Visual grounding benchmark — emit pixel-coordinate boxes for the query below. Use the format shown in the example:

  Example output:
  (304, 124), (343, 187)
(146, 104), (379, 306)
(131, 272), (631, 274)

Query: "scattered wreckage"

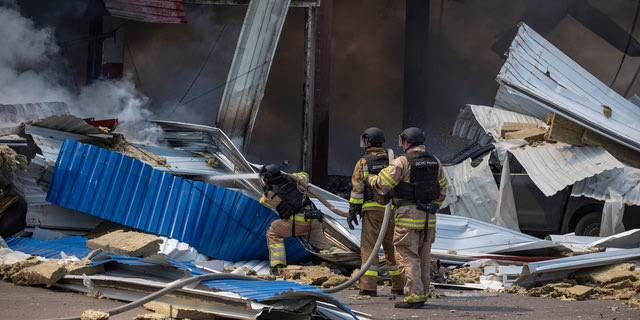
(2, 21), (640, 318)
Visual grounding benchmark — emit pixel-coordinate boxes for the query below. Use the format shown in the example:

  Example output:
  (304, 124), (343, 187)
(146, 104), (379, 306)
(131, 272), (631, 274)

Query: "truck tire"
(574, 212), (601, 236)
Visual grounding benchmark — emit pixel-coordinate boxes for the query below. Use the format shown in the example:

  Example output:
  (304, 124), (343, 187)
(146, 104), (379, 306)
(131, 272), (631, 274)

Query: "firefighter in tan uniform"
(258, 164), (343, 276)
(348, 127), (405, 297)
(365, 127), (446, 309)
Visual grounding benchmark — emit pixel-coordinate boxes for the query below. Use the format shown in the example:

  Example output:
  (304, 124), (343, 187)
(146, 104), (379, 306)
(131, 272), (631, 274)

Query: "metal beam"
(301, 6), (317, 174)
(215, 0), (292, 151)
(184, 0), (319, 7)
(311, 0), (331, 187)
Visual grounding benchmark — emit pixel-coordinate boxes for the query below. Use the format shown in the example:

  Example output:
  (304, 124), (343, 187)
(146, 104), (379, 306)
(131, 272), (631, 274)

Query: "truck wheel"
(574, 212), (601, 236)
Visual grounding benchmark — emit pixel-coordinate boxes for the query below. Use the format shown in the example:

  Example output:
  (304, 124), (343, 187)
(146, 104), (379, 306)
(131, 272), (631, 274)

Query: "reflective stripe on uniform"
(259, 196), (273, 208)
(269, 243), (286, 266)
(379, 168), (398, 187)
(327, 246), (345, 253)
(362, 201), (386, 209)
(404, 295), (426, 303)
(350, 192), (364, 199)
(365, 264), (378, 277)
(428, 218), (436, 227)
(349, 197), (364, 204)
(438, 177), (446, 186)
(395, 217), (426, 228)
(289, 214), (315, 221)
(364, 269), (378, 276)
(389, 265), (400, 276)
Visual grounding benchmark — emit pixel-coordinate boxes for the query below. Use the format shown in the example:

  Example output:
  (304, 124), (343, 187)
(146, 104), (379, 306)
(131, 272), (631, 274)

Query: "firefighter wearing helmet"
(348, 127), (405, 297)
(258, 164), (343, 276)
(365, 127), (447, 309)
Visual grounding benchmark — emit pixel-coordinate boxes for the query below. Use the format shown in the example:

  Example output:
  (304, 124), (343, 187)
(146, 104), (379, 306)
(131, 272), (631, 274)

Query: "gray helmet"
(259, 164), (281, 181)
(398, 127), (425, 147)
(360, 127), (385, 148)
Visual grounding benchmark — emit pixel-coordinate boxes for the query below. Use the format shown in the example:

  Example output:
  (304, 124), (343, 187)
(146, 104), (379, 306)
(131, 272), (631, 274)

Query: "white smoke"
(0, 2), (163, 145)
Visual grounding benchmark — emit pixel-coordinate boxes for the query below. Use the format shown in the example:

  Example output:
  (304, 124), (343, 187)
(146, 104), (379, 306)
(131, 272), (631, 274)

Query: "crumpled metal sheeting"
(441, 154), (498, 224)
(46, 139), (310, 262)
(30, 114), (104, 135)
(432, 213), (553, 254)
(572, 166), (640, 206)
(496, 23), (640, 152)
(0, 102), (69, 135)
(452, 104), (545, 144)
(508, 143), (624, 197)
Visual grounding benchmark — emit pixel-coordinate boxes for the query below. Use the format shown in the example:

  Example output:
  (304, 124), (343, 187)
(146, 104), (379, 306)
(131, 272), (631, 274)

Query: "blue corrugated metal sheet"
(6, 236), (103, 264)
(46, 139), (309, 262)
(7, 236), (351, 313)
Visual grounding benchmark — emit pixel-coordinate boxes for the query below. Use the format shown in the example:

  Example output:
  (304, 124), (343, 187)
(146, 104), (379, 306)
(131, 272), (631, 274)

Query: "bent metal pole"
(322, 148), (394, 294)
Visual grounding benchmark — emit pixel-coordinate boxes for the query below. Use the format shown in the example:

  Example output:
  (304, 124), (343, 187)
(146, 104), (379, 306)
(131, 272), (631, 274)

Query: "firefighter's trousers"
(393, 213), (436, 303)
(266, 215), (333, 267)
(359, 210), (405, 291)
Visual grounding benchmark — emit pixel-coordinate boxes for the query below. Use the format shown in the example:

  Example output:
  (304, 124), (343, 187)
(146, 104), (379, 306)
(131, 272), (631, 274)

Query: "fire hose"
(321, 148), (394, 293)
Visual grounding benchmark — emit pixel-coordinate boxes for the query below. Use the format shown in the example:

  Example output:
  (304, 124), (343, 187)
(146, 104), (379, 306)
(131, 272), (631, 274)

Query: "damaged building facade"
(1, 0), (640, 319)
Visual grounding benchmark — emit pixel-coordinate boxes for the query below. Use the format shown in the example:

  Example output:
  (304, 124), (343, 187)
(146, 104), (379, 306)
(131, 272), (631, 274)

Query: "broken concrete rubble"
(144, 301), (216, 320)
(86, 230), (162, 258)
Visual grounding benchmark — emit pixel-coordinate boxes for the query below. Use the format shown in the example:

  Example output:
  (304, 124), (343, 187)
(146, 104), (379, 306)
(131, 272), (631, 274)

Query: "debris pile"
(279, 265), (350, 288)
(503, 263), (640, 307)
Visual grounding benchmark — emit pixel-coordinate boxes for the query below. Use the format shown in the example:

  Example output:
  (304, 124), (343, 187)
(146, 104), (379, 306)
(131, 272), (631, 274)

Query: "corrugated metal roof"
(216, 0), (292, 150)
(31, 114), (105, 135)
(572, 166), (640, 206)
(0, 102), (68, 135)
(431, 213), (561, 254)
(5, 236), (348, 310)
(508, 143), (624, 197)
(452, 104), (546, 144)
(441, 155), (498, 224)
(104, 0), (187, 24)
(521, 247), (640, 275)
(496, 22), (640, 153)
(45, 139), (310, 262)
(6, 236), (101, 263)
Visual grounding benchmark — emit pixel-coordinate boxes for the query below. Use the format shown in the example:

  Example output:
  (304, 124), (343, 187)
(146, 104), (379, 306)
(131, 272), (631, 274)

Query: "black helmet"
(398, 127), (425, 147)
(360, 127), (385, 147)
(259, 164), (281, 181)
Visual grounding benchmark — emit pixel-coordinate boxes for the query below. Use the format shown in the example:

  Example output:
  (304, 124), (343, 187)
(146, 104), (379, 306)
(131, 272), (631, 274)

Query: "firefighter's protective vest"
(363, 153), (388, 203)
(267, 175), (312, 219)
(393, 152), (440, 205)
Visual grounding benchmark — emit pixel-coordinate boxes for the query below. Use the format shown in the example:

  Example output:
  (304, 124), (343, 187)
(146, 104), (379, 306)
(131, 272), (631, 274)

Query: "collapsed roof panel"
(452, 104), (545, 144)
(441, 154), (498, 224)
(496, 22), (640, 153)
(509, 143), (624, 196)
(572, 166), (640, 206)
(431, 213), (564, 254)
(45, 139), (310, 262)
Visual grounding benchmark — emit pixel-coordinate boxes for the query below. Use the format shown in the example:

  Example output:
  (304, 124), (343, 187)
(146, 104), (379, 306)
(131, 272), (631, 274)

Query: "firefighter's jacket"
(367, 145), (446, 229)
(259, 172), (313, 217)
(349, 147), (391, 213)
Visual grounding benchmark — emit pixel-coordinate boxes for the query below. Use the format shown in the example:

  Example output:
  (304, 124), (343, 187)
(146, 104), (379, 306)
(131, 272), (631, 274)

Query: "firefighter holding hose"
(364, 127), (446, 309)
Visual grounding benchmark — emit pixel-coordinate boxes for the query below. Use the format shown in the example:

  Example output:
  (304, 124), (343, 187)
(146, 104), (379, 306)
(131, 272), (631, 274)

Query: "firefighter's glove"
(347, 203), (362, 230)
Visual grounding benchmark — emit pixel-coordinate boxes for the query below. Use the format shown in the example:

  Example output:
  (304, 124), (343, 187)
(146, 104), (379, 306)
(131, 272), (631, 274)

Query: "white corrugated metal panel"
(216, 0), (292, 150)
(432, 213), (560, 254)
(452, 104), (546, 144)
(572, 166), (640, 205)
(509, 143), (624, 197)
(31, 114), (104, 135)
(441, 154), (498, 224)
(496, 22), (640, 152)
